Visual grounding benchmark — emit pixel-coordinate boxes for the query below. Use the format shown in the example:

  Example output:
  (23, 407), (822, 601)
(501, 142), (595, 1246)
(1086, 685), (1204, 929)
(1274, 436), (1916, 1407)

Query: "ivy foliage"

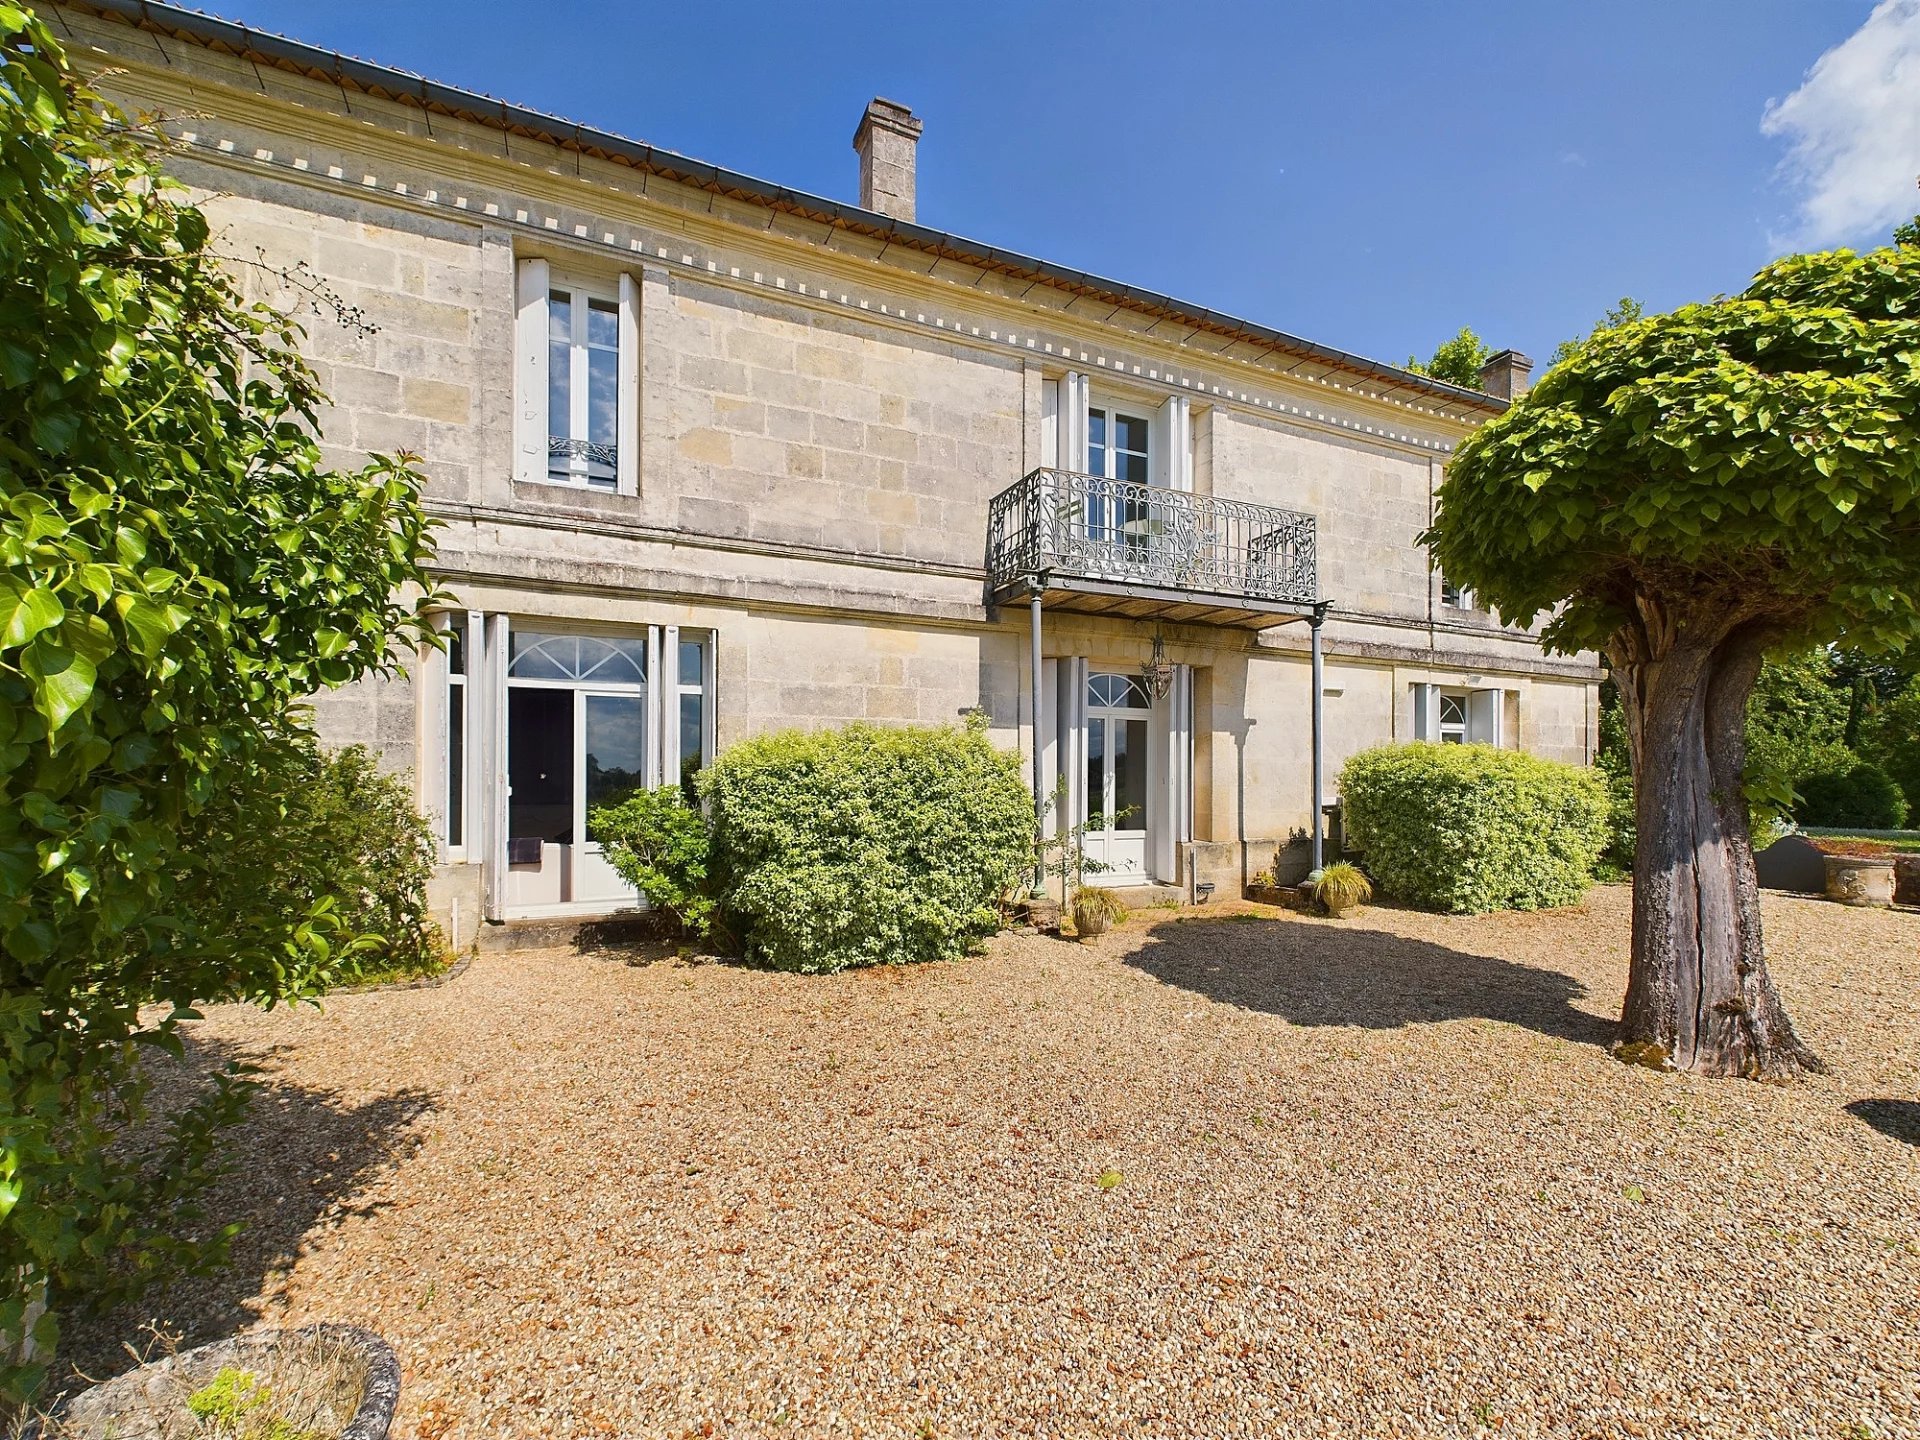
(1426, 239), (1920, 657)
(1340, 744), (1611, 914)
(0, 6), (436, 1399)
(1405, 326), (1492, 390)
(700, 718), (1033, 973)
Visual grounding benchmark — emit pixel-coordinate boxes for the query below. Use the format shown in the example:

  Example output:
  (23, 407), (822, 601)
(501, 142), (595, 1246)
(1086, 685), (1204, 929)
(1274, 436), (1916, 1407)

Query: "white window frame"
(1437, 689), (1469, 744)
(1087, 399), (1156, 485)
(444, 616), (468, 856)
(1440, 575), (1474, 610)
(514, 258), (640, 495)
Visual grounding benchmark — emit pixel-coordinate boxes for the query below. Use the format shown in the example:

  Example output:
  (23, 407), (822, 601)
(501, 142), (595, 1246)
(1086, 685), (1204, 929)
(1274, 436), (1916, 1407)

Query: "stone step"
(478, 912), (659, 954)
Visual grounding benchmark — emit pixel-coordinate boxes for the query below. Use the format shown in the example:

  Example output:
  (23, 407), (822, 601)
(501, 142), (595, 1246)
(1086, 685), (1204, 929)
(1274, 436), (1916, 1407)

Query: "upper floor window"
(1440, 575), (1474, 610)
(515, 257), (638, 494)
(1088, 405), (1152, 487)
(547, 287), (621, 489)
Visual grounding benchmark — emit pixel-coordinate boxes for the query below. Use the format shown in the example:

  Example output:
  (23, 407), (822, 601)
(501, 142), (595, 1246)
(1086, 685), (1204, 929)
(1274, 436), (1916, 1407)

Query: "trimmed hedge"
(700, 718), (1033, 972)
(1340, 743), (1610, 914)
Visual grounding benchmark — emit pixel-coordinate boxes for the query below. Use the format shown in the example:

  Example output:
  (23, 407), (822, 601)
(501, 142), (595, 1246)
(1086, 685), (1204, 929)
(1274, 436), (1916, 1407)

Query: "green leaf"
(0, 581), (63, 648)
(20, 635), (97, 732)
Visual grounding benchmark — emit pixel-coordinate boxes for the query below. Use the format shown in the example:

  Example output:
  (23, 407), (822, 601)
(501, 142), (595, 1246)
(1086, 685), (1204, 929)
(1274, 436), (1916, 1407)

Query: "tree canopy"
(1406, 326), (1492, 390)
(1431, 242), (1920, 663)
(0, 4), (437, 1398)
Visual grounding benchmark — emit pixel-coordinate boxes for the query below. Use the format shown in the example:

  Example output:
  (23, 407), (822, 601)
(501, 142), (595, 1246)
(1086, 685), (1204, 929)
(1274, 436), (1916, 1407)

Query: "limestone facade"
(52, 1), (1603, 928)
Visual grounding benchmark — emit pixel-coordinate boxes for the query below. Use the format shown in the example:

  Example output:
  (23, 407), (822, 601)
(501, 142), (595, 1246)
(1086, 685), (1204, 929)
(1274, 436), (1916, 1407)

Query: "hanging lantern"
(1141, 626), (1175, 701)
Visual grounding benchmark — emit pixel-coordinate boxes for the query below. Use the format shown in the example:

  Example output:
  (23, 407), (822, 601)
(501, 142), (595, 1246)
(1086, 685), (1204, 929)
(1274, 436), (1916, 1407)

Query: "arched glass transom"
(509, 631), (649, 685)
(1087, 672), (1150, 710)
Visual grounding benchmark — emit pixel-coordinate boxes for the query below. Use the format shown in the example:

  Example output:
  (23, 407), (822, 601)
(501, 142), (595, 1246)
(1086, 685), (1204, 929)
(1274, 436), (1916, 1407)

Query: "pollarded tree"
(1425, 233), (1920, 1079)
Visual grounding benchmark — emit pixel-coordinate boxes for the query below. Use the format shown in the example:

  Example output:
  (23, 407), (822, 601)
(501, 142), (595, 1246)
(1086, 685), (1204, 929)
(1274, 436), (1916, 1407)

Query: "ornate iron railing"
(986, 468), (1317, 606)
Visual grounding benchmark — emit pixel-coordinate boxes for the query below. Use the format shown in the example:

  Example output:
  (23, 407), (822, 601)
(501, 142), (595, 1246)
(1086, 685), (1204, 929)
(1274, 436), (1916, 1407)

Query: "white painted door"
(1083, 672), (1151, 884)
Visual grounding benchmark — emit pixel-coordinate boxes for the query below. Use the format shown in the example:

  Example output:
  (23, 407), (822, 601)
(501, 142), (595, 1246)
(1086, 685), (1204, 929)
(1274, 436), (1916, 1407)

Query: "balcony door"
(1082, 672), (1151, 884)
(1084, 404), (1154, 569)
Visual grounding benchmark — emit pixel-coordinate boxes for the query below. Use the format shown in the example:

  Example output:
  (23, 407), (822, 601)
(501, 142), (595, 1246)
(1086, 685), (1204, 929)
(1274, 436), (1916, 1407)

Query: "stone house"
(51, 0), (1601, 941)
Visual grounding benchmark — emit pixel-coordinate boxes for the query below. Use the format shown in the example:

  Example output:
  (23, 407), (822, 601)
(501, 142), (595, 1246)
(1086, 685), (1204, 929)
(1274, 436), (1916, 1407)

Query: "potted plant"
(1071, 884), (1127, 938)
(1307, 861), (1372, 918)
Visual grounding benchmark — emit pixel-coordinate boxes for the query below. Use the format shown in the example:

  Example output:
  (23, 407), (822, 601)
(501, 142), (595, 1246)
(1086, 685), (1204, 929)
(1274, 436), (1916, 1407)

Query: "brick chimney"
(1478, 349), (1534, 401)
(853, 98), (923, 223)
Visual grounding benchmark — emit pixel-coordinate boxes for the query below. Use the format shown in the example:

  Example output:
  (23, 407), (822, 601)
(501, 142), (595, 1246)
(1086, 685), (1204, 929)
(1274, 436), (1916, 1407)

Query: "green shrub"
(1340, 743), (1610, 913)
(188, 741), (444, 982)
(1795, 762), (1909, 830)
(589, 785), (718, 939)
(700, 718), (1032, 972)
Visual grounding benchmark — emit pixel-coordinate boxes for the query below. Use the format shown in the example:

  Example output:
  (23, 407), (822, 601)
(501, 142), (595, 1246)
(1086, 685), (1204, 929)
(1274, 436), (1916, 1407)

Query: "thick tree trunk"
(1611, 616), (1822, 1080)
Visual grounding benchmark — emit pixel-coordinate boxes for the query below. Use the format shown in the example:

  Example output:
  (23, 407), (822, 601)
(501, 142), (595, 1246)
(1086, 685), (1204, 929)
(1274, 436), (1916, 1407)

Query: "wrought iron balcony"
(986, 468), (1318, 626)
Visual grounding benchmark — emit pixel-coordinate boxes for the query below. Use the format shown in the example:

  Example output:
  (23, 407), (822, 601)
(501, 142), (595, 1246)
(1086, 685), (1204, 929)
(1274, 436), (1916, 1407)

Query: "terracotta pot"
(39, 1325), (399, 1440)
(1824, 854), (1895, 908)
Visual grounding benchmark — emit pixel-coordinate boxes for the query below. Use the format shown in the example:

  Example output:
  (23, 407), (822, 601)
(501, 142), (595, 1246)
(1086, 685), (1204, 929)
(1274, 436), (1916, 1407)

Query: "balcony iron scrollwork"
(986, 468), (1317, 608)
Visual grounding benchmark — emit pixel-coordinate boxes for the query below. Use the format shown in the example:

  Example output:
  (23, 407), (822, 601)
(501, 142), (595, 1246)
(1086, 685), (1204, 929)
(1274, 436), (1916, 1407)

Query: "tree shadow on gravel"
(1123, 916), (1617, 1048)
(1846, 1099), (1920, 1146)
(55, 1030), (436, 1391)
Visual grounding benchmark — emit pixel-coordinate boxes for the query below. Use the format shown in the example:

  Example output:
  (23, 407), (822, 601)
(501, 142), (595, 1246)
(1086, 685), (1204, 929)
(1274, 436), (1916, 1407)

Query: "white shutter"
(483, 613), (511, 921)
(1040, 378), (1061, 469)
(424, 614), (451, 859)
(644, 625), (663, 789)
(1038, 657), (1059, 839)
(1468, 689), (1501, 746)
(1061, 371), (1090, 472)
(514, 259), (550, 485)
(1057, 657), (1088, 844)
(660, 623), (681, 791)
(617, 272), (641, 496)
(1157, 396), (1193, 492)
(465, 608), (485, 853)
(1150, 663), (1193, 882)
(1411, 683), (1436, 742)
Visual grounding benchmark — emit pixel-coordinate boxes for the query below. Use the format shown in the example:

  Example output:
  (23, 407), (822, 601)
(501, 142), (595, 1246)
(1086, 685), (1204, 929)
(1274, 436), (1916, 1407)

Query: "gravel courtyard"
(71, 886), (1919, 1439)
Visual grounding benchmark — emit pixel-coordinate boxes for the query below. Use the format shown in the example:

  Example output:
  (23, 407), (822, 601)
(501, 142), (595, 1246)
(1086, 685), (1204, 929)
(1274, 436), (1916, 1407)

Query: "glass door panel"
(506, 687), (575, 907)
(578, 691), (647, 905)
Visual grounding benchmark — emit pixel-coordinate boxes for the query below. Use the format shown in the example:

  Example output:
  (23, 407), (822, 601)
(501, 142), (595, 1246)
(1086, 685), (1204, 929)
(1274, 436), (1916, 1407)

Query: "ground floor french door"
(1052, 657), (1193, 891)
(502, 631), (651, 916)
(1083, 672), (1152, 883)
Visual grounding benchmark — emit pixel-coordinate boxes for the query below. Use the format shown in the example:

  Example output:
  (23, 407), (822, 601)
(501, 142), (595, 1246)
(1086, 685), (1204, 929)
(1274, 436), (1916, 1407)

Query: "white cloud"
(1762, 0), (1920, 247)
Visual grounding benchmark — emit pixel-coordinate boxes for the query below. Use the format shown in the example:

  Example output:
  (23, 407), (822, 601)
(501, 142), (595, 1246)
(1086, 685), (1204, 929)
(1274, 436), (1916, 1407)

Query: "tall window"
(547, 285), (620, 489)
(445, 618), (466, 848)
(1086, 403), (1152, 550)
(677, 637), (709, 797)
(1438, 691), (1468, 744)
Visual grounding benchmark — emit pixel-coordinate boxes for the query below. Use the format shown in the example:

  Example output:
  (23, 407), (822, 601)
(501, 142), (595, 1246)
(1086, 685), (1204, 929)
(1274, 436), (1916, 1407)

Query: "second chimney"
(1478, 349), (1535, 401)
(853, 98), (923, 223)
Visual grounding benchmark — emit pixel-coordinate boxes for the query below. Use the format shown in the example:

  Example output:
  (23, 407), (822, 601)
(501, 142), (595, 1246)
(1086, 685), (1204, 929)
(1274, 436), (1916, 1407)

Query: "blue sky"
(180, 0), (1918, 372)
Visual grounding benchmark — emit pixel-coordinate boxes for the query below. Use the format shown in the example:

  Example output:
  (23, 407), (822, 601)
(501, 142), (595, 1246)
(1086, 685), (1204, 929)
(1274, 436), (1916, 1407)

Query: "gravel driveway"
(69, 886), (1920, 1438)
